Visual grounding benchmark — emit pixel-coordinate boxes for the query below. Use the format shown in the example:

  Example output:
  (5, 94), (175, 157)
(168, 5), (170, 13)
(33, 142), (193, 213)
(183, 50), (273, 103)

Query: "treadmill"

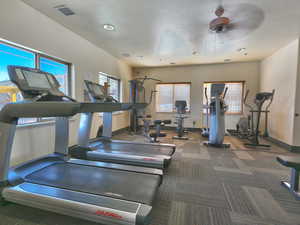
(0, 66), (162, 225)
(69, 80), (176, 169)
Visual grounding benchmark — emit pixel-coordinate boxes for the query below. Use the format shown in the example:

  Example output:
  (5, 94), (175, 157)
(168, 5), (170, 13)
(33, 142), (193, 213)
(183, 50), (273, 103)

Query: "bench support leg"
(281, 168), (300, 200)
(290, 168), (299, 191)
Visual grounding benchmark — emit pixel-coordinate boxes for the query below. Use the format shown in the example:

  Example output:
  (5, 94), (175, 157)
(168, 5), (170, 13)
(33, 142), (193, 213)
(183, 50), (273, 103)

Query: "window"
(0, 40), (71, 125)
(39, 57), (69, 94)
(99, 73), (121, 101)
(203, 81), (244, 114)
(155, 83), (191, 112)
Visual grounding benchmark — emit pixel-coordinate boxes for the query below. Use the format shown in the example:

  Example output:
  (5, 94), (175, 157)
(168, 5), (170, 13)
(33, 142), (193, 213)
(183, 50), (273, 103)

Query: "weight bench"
(150, 120), (171, 142)
(277, 155), (300, 200)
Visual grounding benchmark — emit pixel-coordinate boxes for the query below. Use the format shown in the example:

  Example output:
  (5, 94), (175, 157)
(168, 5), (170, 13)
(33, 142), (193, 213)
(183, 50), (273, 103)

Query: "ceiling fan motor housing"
(209, 17), (230, 33)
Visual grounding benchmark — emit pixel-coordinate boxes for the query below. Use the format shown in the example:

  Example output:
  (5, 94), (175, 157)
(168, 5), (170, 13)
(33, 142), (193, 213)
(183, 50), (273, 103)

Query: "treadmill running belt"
(25, 163), (160, 205)
(93, 142), (173, 155)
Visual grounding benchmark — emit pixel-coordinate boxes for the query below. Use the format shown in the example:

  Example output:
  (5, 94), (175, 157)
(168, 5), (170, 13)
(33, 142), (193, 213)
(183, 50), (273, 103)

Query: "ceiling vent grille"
(54, 5), (75, 16)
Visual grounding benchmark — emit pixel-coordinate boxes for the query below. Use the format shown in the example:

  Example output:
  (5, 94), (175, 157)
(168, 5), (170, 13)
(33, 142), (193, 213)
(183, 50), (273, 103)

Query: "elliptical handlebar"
(204, 87), (208, 103)
(244, 89), (250, 103)
(243, 89), (254, 111)
(223, 87), (228, 99)
(265, 89), (275, 111)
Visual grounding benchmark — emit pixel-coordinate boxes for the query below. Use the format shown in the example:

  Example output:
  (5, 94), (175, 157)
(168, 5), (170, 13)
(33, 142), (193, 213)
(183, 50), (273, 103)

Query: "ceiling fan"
(207, 3), (265, 40)
(209, 6), (230, 33)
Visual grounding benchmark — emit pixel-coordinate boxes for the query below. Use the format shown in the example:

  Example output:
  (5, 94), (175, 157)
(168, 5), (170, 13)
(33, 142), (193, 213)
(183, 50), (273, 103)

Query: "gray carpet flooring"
(1, 131), (300, 225)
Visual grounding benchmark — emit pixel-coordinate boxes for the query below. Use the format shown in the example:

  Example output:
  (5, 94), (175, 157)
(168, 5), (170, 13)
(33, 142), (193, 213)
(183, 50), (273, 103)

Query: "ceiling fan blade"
(226, 3), (265, 30)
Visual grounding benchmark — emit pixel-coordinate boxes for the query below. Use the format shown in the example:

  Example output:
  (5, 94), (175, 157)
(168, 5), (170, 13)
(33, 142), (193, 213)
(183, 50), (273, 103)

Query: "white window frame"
(203, 81), (245, 115)
(155, 82), (191, 113)
(98, 72), (121, 102)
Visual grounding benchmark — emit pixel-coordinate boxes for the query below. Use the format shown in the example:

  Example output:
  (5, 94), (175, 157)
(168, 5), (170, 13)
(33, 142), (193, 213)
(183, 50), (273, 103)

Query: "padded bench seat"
(277, 156), (300, 169)
(277, 155), (300, 200)
(150, 120), (172, 142)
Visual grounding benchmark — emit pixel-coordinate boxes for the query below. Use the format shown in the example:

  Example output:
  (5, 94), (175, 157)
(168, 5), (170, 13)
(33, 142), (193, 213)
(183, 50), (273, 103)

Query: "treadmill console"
(84, 80), (117, 102)
(211, 83), (225, 97)
(7, 66), (71, 101)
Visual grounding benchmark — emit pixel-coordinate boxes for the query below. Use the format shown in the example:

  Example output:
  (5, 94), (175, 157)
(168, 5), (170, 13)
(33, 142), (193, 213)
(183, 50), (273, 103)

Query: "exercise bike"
(173, 100), (189, 140)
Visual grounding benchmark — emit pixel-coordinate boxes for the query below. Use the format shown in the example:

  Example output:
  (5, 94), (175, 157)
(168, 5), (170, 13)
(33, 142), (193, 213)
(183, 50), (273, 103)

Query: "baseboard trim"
(265, 136), (300, 153)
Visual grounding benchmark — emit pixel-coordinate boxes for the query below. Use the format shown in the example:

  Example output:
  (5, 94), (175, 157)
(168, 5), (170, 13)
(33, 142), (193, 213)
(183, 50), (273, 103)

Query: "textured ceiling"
(22, 0), (300, 67)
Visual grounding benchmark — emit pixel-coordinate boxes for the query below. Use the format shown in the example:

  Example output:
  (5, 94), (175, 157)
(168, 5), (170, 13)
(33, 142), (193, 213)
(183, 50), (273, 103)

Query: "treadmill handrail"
(79, 102), (134, 113)
(0, 102), (80, 123)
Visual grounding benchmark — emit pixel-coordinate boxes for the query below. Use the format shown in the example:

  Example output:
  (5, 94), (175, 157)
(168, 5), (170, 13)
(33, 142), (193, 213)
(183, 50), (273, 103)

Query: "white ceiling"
(22, 0), (300, 67)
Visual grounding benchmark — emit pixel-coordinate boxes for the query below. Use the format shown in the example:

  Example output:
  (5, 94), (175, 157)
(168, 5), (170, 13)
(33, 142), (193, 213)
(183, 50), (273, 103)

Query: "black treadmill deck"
(91, 141), (174, 156)
(25, 163), (160, 205)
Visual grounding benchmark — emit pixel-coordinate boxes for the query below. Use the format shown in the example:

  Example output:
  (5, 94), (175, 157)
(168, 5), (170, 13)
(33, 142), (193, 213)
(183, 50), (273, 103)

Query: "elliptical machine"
(201, 87), (209, 137)
(204, 83), (230, 148)
(173, 100), (189, 140)
(244, 90), (275, 148)
(227, 89), (275, 148)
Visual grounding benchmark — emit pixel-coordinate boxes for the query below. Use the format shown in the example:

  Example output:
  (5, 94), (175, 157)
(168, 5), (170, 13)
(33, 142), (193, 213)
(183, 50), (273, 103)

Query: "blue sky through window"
(0, 43), (35, 82)
(0, 43), (36, 124)
(40, 57), (68, 93)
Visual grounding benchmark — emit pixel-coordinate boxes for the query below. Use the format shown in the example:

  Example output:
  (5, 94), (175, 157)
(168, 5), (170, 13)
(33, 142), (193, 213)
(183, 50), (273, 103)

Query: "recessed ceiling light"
(103, 24), (115, 31)
(237, 48), (246, 52)
(121, 53), (130, 57)
(224, 59), (231, 62)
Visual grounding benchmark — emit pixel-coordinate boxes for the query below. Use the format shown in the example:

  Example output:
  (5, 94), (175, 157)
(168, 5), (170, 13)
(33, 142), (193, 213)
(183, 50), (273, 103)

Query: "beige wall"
(0, 0), (132, 165)
(260, 39), (299, 145)
(293, 42), (300, 146)
(133, 61), (260, 129)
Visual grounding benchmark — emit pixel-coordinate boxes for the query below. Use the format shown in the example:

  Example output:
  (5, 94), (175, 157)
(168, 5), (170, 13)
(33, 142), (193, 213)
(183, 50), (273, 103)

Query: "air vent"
(54, 5), (75, 16)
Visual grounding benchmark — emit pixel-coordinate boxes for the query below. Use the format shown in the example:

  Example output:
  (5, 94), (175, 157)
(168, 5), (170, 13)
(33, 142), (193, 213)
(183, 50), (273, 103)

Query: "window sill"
(202, 112), (243, 115)
(156, 111), (192, 114)
(17, 118), (76, 129)
(98, 111), (126, 117)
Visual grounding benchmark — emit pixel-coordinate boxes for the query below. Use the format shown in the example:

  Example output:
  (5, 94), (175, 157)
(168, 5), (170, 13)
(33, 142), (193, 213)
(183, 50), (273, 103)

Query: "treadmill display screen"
(23, 70), (51, 89)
